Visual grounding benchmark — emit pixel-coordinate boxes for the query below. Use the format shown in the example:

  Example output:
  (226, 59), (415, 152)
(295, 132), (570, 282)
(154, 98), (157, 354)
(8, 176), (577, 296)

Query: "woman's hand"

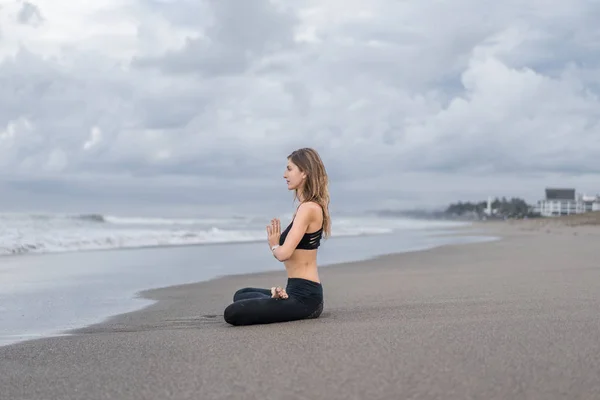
(266, 218), (281, 248)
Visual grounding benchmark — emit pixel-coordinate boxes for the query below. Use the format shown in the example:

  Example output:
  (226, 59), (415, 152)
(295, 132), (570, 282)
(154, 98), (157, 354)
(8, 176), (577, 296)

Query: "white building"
(535, 188), (600, 217)
(484, 196), (493, 216)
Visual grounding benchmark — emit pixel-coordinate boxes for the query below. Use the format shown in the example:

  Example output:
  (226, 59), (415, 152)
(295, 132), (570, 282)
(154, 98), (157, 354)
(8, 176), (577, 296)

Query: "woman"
(223, 148), (331, 326)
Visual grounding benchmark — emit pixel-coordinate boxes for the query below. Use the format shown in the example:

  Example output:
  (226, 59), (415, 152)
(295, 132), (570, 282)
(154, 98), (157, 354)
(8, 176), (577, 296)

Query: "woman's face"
(283, 159), (305, 191)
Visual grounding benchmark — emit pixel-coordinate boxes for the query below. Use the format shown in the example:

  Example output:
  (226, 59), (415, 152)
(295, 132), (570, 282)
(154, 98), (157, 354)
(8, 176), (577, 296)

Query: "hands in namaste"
(267, 218), (287, 299)
(266, 218), (281, 248)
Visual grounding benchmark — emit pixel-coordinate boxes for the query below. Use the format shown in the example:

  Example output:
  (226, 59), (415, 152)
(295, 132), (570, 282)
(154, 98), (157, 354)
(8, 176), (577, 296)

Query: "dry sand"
(2, 218), (600, 400)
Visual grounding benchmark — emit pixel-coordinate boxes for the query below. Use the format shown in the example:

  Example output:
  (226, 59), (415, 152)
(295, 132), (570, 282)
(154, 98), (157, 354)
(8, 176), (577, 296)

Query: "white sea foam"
(0, 212), (468, 256)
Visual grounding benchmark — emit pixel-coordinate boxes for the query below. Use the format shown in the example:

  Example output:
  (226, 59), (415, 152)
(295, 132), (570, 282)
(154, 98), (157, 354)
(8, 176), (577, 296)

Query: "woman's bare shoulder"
(297, 202), (323, 223)
(298, 201), (322, 213)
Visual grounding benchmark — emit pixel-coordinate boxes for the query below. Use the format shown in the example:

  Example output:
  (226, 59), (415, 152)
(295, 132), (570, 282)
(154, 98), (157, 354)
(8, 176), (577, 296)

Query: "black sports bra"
(279, 219), (323, 250)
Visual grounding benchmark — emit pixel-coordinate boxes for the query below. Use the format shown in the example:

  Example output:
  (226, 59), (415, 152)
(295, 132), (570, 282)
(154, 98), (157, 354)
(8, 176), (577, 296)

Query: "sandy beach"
(2, 219), (600, 400)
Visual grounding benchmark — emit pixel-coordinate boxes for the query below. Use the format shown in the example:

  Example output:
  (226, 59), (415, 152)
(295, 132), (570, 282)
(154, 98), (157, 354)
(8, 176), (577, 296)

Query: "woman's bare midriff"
(284, 249), (320, 283)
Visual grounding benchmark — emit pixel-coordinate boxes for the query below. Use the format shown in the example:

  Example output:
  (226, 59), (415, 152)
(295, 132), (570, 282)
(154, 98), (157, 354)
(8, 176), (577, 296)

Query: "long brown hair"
(288, 148), (331, 239)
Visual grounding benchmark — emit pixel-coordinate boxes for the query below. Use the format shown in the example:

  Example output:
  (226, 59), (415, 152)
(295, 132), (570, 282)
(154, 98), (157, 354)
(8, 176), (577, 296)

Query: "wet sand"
(2, 219), (600, 399)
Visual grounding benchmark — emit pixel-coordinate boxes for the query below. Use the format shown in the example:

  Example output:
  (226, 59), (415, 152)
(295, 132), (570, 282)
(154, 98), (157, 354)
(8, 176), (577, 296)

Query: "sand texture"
(2, 219), (600, 400)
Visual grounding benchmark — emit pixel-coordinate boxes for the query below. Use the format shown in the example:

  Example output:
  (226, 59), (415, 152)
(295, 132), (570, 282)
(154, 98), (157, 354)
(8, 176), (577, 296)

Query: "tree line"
(445, 197), (539, 219)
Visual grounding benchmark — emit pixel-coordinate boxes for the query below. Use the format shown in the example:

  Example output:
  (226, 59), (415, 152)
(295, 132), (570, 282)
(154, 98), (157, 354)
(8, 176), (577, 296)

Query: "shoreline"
(56, 218), (589, 338)
(62, 217), (598, 341)
(1, 223), (496, 348)
(68, 223), (501, 337)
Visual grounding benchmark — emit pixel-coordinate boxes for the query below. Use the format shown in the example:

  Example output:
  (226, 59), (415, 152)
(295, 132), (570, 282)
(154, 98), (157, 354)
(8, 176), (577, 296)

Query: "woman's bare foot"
(277, 287), (288, 299)
(271, 286), (288, 299)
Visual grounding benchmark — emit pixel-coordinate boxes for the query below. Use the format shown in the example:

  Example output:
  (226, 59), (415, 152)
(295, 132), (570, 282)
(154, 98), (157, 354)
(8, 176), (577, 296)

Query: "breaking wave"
(0, 212), (467, 256)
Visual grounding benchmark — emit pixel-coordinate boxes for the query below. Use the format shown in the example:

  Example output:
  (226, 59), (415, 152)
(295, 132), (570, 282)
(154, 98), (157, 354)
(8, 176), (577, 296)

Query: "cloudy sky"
(1, 0), (600, 216)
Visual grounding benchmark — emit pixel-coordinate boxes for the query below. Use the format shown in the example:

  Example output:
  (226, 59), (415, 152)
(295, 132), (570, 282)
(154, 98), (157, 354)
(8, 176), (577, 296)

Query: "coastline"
(0, 222), (491, 348)
(69, 224), (499, 337)
(3, 219), (600, 399)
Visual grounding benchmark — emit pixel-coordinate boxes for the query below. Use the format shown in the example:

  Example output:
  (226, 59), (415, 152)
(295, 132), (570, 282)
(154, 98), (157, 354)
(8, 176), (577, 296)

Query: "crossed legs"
(224, 286), (317, 326)
(232, 287), (272, 302)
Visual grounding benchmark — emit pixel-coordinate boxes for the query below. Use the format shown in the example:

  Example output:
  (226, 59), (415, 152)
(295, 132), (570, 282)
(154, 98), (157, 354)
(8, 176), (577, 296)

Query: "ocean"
(0, 212), (496, 346)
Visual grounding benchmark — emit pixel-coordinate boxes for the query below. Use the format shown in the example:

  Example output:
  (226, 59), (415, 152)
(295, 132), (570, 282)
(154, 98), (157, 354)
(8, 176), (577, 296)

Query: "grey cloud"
(17, 2), (43, 27)
(139, 0), (212, 28)
(0, 48), (137, 175)
(134, 89), (210, 130)
(133, 0), (298, 76)
(0, 173), (297, 217)
(3, 0), (600, 215)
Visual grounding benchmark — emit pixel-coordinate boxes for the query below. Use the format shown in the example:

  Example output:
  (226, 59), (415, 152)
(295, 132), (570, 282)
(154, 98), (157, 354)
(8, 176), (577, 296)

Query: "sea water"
(0, 212), (495, 346)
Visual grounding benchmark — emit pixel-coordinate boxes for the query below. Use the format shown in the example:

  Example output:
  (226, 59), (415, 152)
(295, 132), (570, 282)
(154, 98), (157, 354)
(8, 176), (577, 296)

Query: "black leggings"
(224, 278), (324, 326)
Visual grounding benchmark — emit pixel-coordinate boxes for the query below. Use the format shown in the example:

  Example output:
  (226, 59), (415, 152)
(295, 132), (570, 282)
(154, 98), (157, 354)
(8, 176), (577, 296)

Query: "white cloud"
(1, 0), (600, 214)
(82, 126), (102, 150)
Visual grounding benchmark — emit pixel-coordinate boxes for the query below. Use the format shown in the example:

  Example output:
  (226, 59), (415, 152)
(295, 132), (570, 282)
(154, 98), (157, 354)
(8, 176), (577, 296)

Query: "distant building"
(581, 194), (600, 212)
(534, 188), (600, 216)
(484, 196), (492, 216)
(545, 188), (575, 201)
